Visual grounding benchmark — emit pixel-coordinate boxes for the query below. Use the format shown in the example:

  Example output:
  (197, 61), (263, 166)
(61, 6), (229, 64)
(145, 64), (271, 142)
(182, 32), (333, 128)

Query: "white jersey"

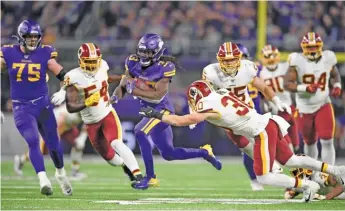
(202, 60), (258, 107)
(260, 62), (292, 107)
(288, 50), (337, 113)
(195, 89), (271, 138)
(53, 104), (81, 132)
(65, 59), (112, 124)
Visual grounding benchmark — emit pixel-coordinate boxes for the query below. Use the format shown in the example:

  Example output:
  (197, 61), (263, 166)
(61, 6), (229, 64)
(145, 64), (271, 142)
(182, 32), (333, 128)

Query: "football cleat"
(200, 144), (222, 170)
(131, 174), (150, 190)
(55, 170), (73, 196)
(250, 180), (264, 191)
(70, 169), (87, 181)
(302, 180), (320, 202)
(122, 165), (136, 182)
(40, 177), (53, 196)
(14, 155), (24, 176)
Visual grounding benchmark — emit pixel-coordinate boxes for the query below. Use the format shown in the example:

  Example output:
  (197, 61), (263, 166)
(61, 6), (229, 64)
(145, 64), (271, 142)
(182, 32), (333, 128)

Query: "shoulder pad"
(287, 52), (300, 67)
(42, 45), (58, 59)
(1, 45), (15, 57)
(323, 50), (337, 66)
(63, 69), (79, 86)
(161, 61), (176, 78)
(100, 59), (109, 72)
(125, 54), (139, 71)
(202, 64), (217, 81)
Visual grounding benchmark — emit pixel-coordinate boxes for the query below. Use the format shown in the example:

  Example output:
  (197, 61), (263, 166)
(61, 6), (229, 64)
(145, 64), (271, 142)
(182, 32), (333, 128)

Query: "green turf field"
(1, 159), (345, 210)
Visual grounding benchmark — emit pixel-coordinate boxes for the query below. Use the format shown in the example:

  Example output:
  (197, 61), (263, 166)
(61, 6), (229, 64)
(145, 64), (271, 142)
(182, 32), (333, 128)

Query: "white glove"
(272, 96), (291, 114)
(1, 111), (4, 124)
(313, 193), (326, 200)
(51, 89), (66, 106)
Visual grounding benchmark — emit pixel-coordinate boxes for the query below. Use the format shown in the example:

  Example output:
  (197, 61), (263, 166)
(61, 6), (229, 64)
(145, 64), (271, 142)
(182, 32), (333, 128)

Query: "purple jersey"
(1, 44), (57, 101)
(125, 54), (175, 113)
(247, 63), (262, 114)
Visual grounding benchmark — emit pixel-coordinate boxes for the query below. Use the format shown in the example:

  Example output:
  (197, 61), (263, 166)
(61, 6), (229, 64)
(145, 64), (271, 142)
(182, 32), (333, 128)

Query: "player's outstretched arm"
(66, 86), (87, 113)
(111, 75), (128, 102)
(252, 76), (275, 100)
(326, 184), (344, 200)
(139, 107), (218, 127)
(108, 74), (124, 83)
(132, 78), (169, 100)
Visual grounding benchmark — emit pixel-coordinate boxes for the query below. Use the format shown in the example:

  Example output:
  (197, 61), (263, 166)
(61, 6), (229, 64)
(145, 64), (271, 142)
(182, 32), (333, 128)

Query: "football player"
(259, 45), (299, 151)
(139, 80), (345, 202)
(285, 167), (345, 200)
(14, 103), (88, 180)
(0, 20), (72, 196)
(51, 43), (145, 189)
(284, 32), (342, 165)
(112, 33), (222, 189)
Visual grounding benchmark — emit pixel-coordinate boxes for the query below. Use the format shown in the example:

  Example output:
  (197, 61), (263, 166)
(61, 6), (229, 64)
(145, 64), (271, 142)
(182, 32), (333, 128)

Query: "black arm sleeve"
(56, 69), (67, 81)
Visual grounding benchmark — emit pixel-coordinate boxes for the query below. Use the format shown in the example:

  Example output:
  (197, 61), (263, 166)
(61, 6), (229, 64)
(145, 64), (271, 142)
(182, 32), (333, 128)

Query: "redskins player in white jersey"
(285, 167), (345, 200)
(51, 43), (146, 189)
(259, 45), (299, 151)
(284, 32), (342, 165)
(202, 42), (290, 165)
(139, 80), (345, 202)
(14, 103), (88, 180)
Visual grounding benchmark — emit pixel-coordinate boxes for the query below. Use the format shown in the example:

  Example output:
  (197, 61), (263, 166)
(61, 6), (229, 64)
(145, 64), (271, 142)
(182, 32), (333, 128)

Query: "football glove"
(51, 89), (66, 105)
(126, 79), (136, 94)
(139, 107), (163, 120)
(330, 85), (342, 97)
(85, 92), (100, 107)
(272, 96), (291, 114)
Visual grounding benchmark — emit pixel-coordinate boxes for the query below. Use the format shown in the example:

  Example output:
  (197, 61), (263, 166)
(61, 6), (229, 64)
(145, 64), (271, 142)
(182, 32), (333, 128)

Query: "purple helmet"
(236, 43), (250, 59)
(17, 20), (42, 51)
(136, 33), (166, 67)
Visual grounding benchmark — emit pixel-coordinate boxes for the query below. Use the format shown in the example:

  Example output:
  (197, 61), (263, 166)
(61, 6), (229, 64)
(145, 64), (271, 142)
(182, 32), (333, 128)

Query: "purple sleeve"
(161, 62), (176, 79)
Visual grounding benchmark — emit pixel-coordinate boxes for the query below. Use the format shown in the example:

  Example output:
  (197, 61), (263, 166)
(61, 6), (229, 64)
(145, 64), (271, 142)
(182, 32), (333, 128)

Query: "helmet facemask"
(262, 53), (280, 70)
(137, 47), (154, 67)
(79, 55), (102, 76)
(301, 43), (323, 61)
(23, 34), (41, 51)
(217, 55), (242, 77)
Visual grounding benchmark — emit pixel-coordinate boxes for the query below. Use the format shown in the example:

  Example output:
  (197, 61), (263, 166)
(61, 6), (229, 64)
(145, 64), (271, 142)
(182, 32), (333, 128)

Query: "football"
(135, 78), (155, 91)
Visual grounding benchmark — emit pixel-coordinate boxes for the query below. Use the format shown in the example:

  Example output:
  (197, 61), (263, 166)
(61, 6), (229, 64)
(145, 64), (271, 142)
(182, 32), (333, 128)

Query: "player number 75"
(12, 63), (40, 82)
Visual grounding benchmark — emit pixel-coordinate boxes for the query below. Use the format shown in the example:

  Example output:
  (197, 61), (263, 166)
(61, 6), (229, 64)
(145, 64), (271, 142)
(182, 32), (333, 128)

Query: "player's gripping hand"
(330, 83), (342, 97)
(85, 92), (101, 107)
(306, 84), (319, 93)
(272, 96), (291, 114)
(51, 89), (67, 105)
(139, 107), (163, 120)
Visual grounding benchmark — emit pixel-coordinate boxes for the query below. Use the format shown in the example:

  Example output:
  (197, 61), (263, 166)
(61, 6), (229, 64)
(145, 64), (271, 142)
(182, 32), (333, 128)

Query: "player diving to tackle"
(284, 32), (342, 165)
(112, 33), (222, 189)
(14, 103), (88, 180)
(285, 167), (345, 200)
(0, 20), (72, 196)
(51, 43), (146, 188)
(139, 80), (345, 202)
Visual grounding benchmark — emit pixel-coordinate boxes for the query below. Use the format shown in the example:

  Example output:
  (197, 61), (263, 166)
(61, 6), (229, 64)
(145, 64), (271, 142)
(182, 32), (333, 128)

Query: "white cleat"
(40, 178), (53, 196)
(250, 180), (264, 191)
(302, 180), (320, 203)
(55, 171), (73, 196)
(14, 155), (24, 176)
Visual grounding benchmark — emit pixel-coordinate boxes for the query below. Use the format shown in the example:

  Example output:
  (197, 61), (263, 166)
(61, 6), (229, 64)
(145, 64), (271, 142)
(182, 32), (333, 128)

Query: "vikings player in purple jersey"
(0, 20), (72, 196)
(113, 33), (222, 189)
(237, 43), (265, 191)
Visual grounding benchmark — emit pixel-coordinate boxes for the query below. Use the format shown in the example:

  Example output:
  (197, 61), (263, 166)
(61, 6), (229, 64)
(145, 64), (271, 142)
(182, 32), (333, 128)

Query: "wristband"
(297, 84), (307, 93)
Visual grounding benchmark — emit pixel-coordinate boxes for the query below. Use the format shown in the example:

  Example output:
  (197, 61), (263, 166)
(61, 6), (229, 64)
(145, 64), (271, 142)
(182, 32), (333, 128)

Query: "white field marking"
(93, 198), (311, 205)
(0, 184), (281, 192)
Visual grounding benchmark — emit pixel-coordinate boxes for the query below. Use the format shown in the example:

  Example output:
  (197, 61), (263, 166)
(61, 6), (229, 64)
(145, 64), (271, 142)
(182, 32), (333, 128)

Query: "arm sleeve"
(162, 62), (176, 80)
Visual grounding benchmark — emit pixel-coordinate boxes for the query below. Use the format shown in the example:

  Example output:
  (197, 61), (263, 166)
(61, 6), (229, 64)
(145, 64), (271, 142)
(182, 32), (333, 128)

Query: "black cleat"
(122, 165), (136, 181)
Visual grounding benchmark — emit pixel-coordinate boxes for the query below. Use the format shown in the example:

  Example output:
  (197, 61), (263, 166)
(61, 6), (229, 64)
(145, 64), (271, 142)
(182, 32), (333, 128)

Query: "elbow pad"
(56, 69), (67, 81)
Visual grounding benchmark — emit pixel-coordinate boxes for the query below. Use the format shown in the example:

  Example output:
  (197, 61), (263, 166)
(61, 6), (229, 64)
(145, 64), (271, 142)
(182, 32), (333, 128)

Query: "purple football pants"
(12, 95), (64, 174)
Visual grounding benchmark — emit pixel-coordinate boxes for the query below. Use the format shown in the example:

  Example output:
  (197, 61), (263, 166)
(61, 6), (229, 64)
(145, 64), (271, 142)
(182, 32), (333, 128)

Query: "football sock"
(49, 148), (64, 169)
(107, 153), (124, 166)
(135, 130), (155, 177)
(70, 147), (83, 170)
(111, 140), (141, 174)
(29, 144), (46, 173)
(243, 153), (256, 180)
(160, 147), (208, 160)
(256, 173), (296, 188)
(304, 142), (318, 159)
(320, 139), (335, 164)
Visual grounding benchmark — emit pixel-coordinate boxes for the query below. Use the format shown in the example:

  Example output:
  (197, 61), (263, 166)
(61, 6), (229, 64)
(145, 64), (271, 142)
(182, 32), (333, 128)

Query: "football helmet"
(17, 20), (42, 51)
(216, 42), (242, 77)
(187, 80), (214, 111)
(290, 168), (313, 179)
(236, 43), (250, 59)
(78, 43), (102, 75)
(260, 45), (280, 70)
(300, 32), (323, 61)
(137, 33), (165, 67)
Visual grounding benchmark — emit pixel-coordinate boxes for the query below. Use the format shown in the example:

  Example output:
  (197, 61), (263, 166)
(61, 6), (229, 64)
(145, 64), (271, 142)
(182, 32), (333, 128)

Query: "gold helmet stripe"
(308, 32), (315, 44)
(87, 43), (96, 56)
(226, 42), (231, 55)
